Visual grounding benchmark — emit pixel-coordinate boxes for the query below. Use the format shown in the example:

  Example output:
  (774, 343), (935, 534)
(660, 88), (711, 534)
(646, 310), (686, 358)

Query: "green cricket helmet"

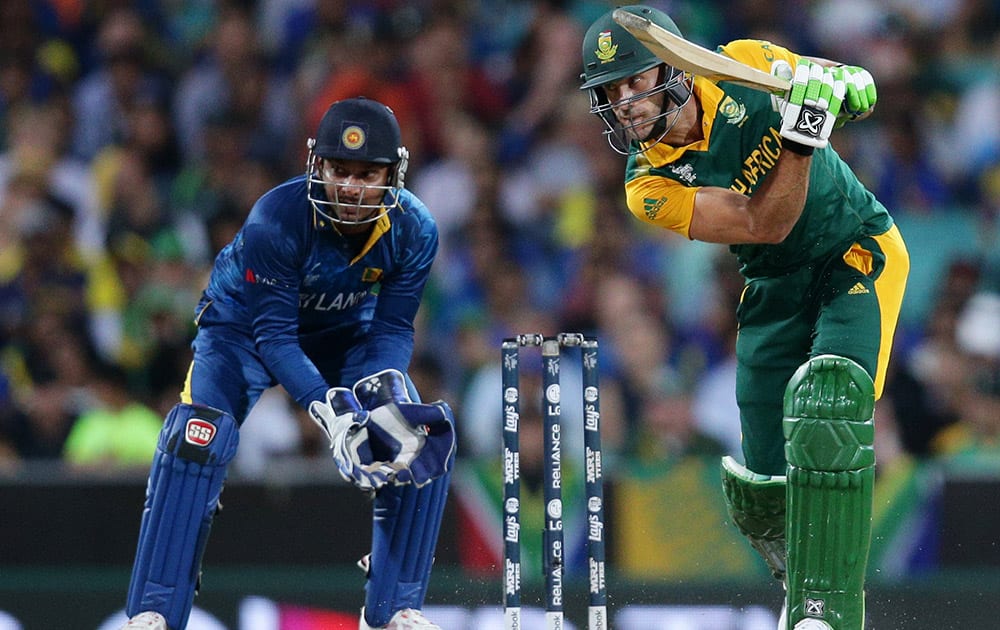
(580, 5), (691, 154)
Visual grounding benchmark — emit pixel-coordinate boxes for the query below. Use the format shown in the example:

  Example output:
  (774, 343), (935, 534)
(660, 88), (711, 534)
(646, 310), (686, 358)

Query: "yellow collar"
(638, 76), (725, 167)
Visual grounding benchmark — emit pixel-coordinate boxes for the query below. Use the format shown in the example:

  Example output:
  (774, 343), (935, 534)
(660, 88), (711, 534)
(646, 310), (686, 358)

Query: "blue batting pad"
(126, 403), (239, 630)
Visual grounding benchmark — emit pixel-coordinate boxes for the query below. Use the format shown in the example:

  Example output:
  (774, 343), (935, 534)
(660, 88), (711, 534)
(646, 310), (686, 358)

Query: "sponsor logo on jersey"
(848, 282), (870, 295)
(185, 418), (217, 446)
(669, 163), (697, 184)
(642, 196), (668, 220)
(244, 268), (280, 286)
(595, 31), (618, 62)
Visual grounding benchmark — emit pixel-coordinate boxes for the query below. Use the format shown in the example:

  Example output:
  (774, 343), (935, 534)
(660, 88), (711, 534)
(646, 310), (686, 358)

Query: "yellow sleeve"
(624, 175), (699, 239)
(716, 39), (800, 75)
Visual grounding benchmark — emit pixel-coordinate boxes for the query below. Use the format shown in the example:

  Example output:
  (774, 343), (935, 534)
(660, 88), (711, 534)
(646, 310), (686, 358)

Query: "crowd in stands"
(0, 0), (997, 478)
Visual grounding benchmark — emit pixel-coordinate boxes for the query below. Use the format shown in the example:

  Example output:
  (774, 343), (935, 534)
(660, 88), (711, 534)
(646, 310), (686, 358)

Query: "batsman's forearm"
(745, 150), (811, 243)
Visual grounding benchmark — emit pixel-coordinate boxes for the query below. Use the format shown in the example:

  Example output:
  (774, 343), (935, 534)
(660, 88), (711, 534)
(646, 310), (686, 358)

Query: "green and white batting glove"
(779, 58), (845, 154)
(769, 59), (794, 114)
(831, 64), (876, 126)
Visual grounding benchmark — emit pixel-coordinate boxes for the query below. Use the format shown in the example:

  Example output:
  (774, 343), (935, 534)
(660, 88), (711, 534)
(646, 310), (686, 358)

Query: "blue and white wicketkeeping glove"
(309, 369), (457, 491)
(309, 387), (395, 491)
(354, 369), (456, 487)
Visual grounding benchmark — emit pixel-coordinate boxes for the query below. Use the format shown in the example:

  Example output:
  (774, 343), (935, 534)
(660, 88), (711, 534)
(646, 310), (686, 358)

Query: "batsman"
(580, 6), (909, 629)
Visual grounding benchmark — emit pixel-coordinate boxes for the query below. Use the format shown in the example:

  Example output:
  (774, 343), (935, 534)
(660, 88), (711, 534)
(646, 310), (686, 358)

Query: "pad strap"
(126, 403), (239, 630)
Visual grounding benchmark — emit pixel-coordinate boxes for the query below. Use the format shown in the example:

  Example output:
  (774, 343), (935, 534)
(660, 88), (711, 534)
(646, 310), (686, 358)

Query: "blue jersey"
(193, 175), (438, 409)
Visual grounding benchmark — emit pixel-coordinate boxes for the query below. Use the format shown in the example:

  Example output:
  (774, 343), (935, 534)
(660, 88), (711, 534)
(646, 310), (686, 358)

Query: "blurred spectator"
(0, 99), (103, 258)
(169, 112), (257, 259)
(0, 181), (94, 344)
(173, 4), (298, 165)
(70, 5), (171, 161)
(0, 0), (73, 140)
(300, 6), (420, 160)
(118, 235), (200, 408)
(233, 386), (306, 478)
(870, 108), (952, 212)
(91, 83), (182, 224)
(632, 381), (727, 465)
(931, 289), (1000, 458)
(402, 15), (509, 162)
(886, 260), (982, 455)
(62, 360), (162, 469)
(408, 111), (494, 254)
(496, 0), (584, 164)
(0, 312), (98, 461)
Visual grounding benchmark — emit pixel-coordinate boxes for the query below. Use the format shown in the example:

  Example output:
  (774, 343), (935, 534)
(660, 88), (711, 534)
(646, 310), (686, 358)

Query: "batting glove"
(831, 64), (876, 125)
(779, 58), (846, 152)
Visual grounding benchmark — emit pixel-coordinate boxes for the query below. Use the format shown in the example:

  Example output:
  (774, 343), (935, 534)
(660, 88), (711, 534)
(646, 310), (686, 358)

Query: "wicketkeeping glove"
(779, 58), (846, 151)
(830, 64), (876, 125)
(354, 369), (457, 488)
(365, 399), (456, 487)
(309, 387), (395, 492)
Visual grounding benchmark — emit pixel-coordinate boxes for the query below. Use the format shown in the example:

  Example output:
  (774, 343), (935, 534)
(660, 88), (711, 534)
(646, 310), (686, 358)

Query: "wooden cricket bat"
(612, 9), (790, 93)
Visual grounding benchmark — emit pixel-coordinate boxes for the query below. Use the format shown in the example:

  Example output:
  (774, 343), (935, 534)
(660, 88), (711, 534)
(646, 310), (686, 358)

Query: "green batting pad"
(720, 456), (787, 580)
(782, 355), (875, 630)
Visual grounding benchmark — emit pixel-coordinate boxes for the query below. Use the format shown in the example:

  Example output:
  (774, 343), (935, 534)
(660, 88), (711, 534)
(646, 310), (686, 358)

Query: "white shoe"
(359, 607), (442, 629)
(120, 611), (168, 630)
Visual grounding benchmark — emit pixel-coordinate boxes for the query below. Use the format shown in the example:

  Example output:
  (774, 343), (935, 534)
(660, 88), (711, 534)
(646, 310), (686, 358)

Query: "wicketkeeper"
(120, 97), (456, 630)
(580, 6), (909, 629)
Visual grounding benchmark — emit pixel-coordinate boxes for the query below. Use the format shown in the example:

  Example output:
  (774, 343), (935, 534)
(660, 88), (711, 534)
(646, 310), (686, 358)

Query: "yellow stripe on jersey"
(715, 39), (799, 76)
(180, 360), (195, 405)
(869, 224), (909, 399)
(625, 172), (699, 238)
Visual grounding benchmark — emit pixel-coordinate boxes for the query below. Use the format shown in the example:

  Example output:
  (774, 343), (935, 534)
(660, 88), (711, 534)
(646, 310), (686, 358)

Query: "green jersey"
(623, 40), (893, 278)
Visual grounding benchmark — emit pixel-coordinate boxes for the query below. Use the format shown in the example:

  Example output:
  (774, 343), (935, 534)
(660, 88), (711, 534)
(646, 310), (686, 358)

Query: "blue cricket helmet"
(313, 97), (404, 164)
(306, 97), (410, 226)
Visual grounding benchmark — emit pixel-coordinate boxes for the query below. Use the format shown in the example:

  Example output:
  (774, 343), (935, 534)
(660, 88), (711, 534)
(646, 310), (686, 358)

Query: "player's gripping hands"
(777, 58), (846, 154)
(310, 386), (396, 491)
(309, 369), (456, 492)
(831, 64), (876, 124)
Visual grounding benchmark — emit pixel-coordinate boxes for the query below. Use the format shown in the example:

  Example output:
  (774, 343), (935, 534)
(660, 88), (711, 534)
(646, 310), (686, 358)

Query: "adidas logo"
(643, 197), (667, 220)
(848, 282), (869, 295)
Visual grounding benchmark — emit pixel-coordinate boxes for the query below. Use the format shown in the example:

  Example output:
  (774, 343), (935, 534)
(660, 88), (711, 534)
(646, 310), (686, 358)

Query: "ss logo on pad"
(186, 419), (217, 446)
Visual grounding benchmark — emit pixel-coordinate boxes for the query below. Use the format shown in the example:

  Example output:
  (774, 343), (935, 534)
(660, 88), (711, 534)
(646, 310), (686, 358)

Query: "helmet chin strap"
(640, 65), (691, 144)
(593, 64), (692, 155)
